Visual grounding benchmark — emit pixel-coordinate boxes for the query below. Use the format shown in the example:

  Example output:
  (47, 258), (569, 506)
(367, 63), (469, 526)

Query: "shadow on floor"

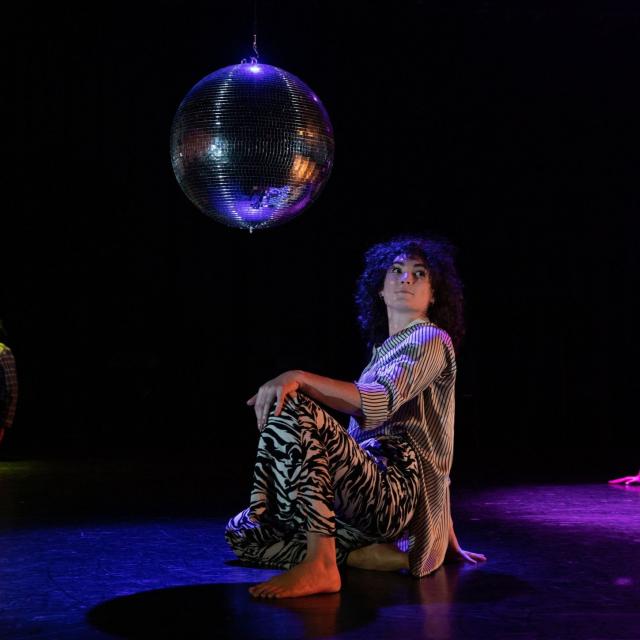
(86, 566), (531, 639)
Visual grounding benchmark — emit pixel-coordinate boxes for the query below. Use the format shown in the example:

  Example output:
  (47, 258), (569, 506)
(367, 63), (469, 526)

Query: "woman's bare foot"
(346, 543), (409, 571)
(249, 559), (341, 599)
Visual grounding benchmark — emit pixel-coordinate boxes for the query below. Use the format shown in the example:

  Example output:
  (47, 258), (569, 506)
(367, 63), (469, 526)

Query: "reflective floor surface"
(0, 460), (638, 639)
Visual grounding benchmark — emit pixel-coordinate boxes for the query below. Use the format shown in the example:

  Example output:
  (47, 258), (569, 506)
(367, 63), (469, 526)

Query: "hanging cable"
(252, 0), (259, 61)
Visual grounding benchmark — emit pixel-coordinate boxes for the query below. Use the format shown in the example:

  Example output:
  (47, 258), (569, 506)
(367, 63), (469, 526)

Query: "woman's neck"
(387, 312), (428, 337)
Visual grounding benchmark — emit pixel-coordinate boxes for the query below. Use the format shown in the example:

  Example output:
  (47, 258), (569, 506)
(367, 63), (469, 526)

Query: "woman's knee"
(259, 401), (305, 444)
(265, 392), (312, 425)
(281, 391), (303, 411)
(282, 391), (318, 413)
(260, 392), (330, 443)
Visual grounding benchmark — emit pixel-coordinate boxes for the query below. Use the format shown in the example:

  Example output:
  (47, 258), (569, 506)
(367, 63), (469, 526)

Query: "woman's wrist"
(448, 521), (457, 545)
(295, 370), (309, 393)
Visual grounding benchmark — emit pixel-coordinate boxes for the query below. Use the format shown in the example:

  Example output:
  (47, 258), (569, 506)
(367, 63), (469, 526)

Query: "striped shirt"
(348, 318), (456, 577)
(0, 343), (18, 443)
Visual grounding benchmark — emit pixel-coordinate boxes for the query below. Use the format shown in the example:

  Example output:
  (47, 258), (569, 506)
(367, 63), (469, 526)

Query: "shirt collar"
(373, 318), (431, 353)
(404, 317), (431, 330)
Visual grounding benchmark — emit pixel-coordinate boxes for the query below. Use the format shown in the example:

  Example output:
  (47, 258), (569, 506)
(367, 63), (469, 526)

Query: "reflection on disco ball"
(170, 62), (335, 232)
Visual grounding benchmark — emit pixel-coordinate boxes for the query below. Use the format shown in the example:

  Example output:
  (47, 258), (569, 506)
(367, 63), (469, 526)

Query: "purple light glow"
(473, 485), (640, 533)
(614, 577), (634, 586)
(249, 65), (261, 73)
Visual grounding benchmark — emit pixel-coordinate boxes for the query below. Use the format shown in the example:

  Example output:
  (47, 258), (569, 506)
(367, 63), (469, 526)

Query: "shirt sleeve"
(355, 326), (450, 429)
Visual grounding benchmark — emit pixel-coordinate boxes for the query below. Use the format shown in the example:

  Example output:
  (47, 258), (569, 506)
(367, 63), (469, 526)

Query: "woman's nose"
(400, 272), (413, 284)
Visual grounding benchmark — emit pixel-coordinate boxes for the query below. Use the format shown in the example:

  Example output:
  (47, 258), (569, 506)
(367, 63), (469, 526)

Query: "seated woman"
(225, 235), (485, 599)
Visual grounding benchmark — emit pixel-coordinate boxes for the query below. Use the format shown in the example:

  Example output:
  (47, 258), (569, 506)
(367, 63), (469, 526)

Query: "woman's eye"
(391, 267), (402, 273)
(415, 271), (426, 278)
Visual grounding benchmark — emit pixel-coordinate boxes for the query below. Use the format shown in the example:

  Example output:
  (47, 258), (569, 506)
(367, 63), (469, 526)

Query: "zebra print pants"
(225, 393), (419, 569)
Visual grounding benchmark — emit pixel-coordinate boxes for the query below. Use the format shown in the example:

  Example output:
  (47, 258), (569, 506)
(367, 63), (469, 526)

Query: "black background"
(3, 1), (639, 482)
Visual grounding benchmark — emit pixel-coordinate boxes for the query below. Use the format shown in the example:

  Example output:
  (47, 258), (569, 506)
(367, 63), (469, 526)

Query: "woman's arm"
(298, 370), (362, 415)
(247, 370), (362, 430)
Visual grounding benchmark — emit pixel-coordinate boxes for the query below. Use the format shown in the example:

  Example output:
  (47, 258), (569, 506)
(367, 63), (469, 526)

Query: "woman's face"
(379, 254), (434, 316)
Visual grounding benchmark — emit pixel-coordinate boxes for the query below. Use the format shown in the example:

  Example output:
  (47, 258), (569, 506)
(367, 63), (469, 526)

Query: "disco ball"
(170, 62), (335, 232)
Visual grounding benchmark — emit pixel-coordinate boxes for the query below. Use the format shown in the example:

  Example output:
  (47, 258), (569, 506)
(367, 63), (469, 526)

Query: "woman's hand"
(247, 370), (303, 430)
(445, 544), (487, 565)
(446, 521), (487, 565)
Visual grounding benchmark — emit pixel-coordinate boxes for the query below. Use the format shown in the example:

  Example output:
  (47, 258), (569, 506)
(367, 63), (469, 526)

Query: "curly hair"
(355, 235), (465, 353)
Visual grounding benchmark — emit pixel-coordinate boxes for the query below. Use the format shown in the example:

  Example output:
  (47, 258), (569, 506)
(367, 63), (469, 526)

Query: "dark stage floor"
(0, 460), (639, 639)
